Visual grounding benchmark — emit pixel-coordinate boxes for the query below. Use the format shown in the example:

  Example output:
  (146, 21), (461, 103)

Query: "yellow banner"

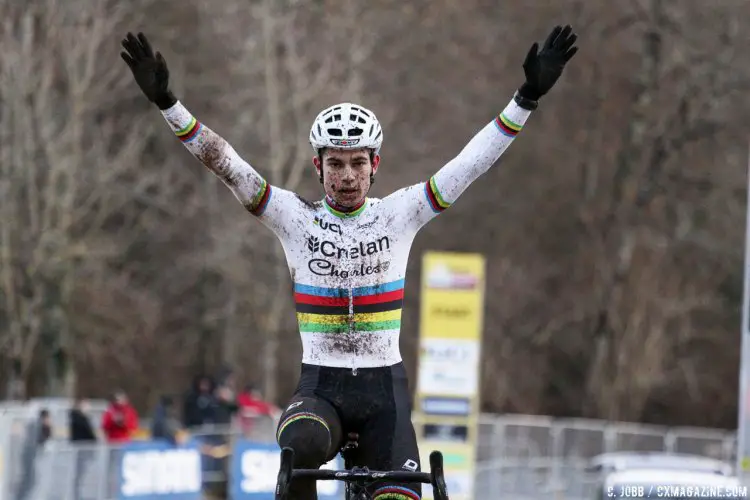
(414, 251), (485, 500)
(419, 252), (485, 340)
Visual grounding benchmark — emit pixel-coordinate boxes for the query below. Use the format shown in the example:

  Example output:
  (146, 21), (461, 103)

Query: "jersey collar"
(323, 196), (368, 219)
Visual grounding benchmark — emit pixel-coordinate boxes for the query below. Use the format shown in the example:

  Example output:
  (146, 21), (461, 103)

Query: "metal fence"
(0, 406), (738, 500)
(0, 398), (111, 500)
(473, 414), (737, 500)
(0, 400), (278, 500)
(188, 419), (278, 498)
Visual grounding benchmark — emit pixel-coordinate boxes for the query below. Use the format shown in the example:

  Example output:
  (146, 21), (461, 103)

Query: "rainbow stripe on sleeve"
(249, 179), (272, 216)
(494, 112), (523, 137)
(425, 176), (451, 213)
(294, 279), (404, 334)
(175, 116), (203, 143)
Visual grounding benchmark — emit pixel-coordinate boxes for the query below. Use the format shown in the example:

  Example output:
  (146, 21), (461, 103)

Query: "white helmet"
(309, 102), (383, 156)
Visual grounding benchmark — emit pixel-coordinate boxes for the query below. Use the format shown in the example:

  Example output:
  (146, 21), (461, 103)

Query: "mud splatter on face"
(321, 149), (373, 208)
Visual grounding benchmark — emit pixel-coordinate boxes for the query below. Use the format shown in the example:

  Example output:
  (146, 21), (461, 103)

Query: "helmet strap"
(317, 152), (324, 184)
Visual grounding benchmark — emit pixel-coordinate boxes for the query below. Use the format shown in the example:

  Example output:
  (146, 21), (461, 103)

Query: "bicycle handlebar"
(292, 469), (433, 483)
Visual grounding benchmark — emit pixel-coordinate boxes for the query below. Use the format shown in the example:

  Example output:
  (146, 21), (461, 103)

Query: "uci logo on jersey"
(313, 216), (342, 235)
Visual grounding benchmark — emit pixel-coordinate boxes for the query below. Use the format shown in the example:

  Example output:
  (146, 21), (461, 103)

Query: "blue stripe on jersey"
(294, 279), (405, 297)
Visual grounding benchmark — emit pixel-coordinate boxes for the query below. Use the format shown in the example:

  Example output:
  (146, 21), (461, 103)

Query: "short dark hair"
(318, 148), (376, 163)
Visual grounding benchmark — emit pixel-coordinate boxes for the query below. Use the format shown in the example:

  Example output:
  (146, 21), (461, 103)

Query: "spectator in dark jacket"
(70, 399), (97, 499)
(183, 375), (217, 428)
(70, 399), (97, 442)
(213, 385), (238, 426)
(213, 367), (239, 426)
(151, 395), (180, 445)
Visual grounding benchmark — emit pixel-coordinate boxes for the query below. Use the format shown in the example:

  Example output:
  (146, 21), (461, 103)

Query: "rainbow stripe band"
(295, 279), (404, 334)
(276, 412), (330, 442)
(494, 112), (523, 137)
(176, 117), (202, 143)
(249, 180), (272, 216)
(424, 176), (450, 213)
(373, 486), (421, 500)
(324, 197), (367, 218)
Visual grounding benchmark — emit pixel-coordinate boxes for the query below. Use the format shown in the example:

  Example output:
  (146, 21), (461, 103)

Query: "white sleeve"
(160, 101), (310, 237)
(382, 96), (532, 231)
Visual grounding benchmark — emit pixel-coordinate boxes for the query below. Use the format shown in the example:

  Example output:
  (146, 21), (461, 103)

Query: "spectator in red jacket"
(237, 384), (279, 437)
(101, 390), (139, 443)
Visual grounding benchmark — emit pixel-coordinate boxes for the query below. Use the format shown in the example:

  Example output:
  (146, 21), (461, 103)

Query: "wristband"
(155, 90), (178, 110)
(513, 90), (538, 111)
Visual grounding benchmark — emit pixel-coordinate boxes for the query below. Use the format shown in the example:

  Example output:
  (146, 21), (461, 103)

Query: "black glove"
(516, 25), (578, 109)
(120, 32), (177, 110)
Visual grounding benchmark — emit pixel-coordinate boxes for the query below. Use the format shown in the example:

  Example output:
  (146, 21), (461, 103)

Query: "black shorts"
(277, 362), (421, 499)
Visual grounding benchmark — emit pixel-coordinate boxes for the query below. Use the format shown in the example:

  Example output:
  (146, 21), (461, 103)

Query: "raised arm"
(425, 95), (531, 214)
(120, 32), (307, 234)
(159, 101), (270, 215)
(386, 25), (579, 231)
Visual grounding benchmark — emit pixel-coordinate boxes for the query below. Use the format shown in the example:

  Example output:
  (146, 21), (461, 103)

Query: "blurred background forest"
(1, 0), (749, 429)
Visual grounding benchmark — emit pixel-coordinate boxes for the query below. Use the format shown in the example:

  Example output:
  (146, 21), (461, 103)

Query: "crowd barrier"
(1, 407), (739, 500)
(17, 437), (343, 500)
(2, 411), (338, 500)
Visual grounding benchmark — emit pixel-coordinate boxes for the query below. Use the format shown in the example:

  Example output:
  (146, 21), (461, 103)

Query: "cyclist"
(121, 25), (578, 500)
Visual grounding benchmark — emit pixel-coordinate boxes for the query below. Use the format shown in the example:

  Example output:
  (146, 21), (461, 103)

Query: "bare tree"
(576, 0), (747, 420)
(0, 0), (176, 397)
(2, 0), (748, 426)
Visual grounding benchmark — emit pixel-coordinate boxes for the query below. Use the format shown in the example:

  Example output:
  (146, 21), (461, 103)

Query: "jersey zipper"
(348, 287), (354, 333)
(348, 287), (357, 376)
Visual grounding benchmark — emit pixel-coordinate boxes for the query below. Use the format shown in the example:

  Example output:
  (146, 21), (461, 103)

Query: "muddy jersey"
(161, 98), (531, 368)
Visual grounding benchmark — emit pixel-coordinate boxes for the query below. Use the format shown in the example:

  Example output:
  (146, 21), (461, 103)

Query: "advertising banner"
(230, 440), (343, 500)
(414, 251), (486, 500)
(117, 441), (202, 500)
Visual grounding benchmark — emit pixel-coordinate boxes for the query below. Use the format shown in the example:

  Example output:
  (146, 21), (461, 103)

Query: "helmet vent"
(309, 102), (383, 153)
